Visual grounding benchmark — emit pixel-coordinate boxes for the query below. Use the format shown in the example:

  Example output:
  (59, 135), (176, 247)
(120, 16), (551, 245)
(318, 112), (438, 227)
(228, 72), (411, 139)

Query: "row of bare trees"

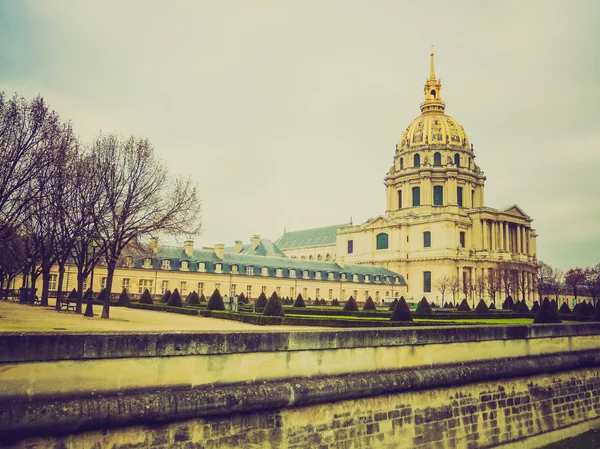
(0, 92), (202, 318)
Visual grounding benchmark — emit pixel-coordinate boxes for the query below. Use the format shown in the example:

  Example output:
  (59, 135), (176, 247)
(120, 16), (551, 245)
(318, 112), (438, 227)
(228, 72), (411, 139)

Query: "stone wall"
(9, 366), (600, 449)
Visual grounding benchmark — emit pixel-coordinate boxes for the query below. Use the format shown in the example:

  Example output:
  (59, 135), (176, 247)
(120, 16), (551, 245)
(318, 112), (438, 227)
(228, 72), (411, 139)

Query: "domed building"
(277, 52), (539, 303)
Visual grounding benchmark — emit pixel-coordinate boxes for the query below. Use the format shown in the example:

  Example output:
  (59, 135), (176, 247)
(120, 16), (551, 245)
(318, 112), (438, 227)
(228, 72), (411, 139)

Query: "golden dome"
(397, 50), (470, 151)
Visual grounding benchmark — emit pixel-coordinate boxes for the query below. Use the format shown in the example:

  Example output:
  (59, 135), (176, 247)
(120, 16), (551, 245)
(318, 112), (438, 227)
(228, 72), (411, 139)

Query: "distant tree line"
(0, 92), (202, 318)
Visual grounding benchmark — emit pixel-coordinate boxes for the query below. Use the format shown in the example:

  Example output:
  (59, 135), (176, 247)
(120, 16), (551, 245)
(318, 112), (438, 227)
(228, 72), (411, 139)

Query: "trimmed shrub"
(294, 293), (306, 308)
(443, 302), (453, 309)
(515, 300), (530, 313)
(589, 301), (596, 314)
(343, 296), (359, 312)
(186, 291), (200, 305)
(575, 302), (593, 318)
(363, 296), (377, 311)
(237, 292), (248, 304)
(161, 289), (172, 303)
(502, 295), (514, 310)
(511, 300), (521, 312)
(118, 288), (131, 306)
(388, 298), (399, 311)
(199, 293), (206, 302)
(139, 288), (153, 304)
(558, 302), (571, 314)
(390, 297), (413, 322)
(550, 299), (558, 312)
(68, 288), (78, 299)
(489, 302), (496, 310)
(533, 297), (562, 324)
(531, 301), (540, 312)
(83, 288), (94, 301)
(263, 292), (285, 317)
(416, 297), (433, 315)
(591, 303), (600, 322)
(331, 298), (340, 306)
(320, 299), (328, 306)
(96, 288), (107, 302)
(457, 298), (471, 312)
(207, 289), (225, 311)
(167, 288), (183, 307)
(255, 292), (268, 310)
(474, 299), (489, 314)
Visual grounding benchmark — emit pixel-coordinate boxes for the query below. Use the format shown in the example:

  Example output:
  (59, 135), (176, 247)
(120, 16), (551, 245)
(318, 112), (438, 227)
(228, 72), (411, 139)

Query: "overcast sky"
(1, 1), (598, 270)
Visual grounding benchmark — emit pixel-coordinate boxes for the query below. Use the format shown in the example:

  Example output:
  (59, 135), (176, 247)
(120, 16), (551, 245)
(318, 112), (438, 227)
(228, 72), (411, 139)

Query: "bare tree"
(91, 134), (202, 318)
(449, 275), (459, 306)
(565, 268), (586, 302)
(485, 268), (501, 307)
(435, 275), (452, 306)
(537, 261), (554, 300)
(584, 265), (600, 306)
(475, 275), (486, 302)
(498, 262), (513, 300)
(550, 268), (564, 302)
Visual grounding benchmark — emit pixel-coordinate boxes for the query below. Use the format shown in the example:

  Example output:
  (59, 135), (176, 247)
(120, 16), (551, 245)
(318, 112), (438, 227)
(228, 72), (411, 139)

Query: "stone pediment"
(358, 215), (396, 231)
(499, 204), (530, 220)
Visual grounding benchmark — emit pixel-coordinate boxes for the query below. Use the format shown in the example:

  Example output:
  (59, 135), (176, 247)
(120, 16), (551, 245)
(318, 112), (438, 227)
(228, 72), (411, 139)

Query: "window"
(214, 283), (221, 293)
(315, 288), (320, 298)
(376, 233), (389, 250)
(143, 258), (152, 269)
(341, 289), (346, 300)
(161, 280), (169, 294)
(180, 281), (187, 295)
(161, 260), (170, 270)
(472, 190), (475, 207)
(246, 266), (254, 275)
(290, 269), (296, 279)
(454, 153), (460, 167)
(353, 289), (358, 299)
(198, 282), (204, 295)
(181, 260), (189, 270)
(424, 271), (432, 293)
(460, 231), (466, 248)
(328, 272), (334, 281)
(246, 285), (252, 299)
(457, 187), (463, 207)
(231, 284), (237, 297)
(303, 287), (308, 298)
(353, 274), (359, 282)
(317, 254), (322, 260)
(431, 89), (436, 99)
(138, 279), (153, 294)
(315, 271), (322, 280)
(231, 264), (238, 274)
(215, 263), (223, 273)
(424, 231), (431, 248)
(290, 286), (295, 298)
(261, 285), (267, 293)
(398, 190), (402, 209)
(302, 270), (309, 279)
(433, 152), (441, 166)
(276, 268), (283, 277)
(341, 273), (346, 281)
(376, 291), (380, 301)
(276, 286), (281, 296)
(101, 277), (107, 290)
(433, 186), (443, 206)
(365, 275), (370, 283)
(365, 290), (369, 299)
(414, 154), (421, 168)
(412, 187), (421, 206)
(261, 267), (268, 276)
(375, 275), (380, 283)
(125, 257), (133, 268)
(122, 278), (130, 292)
(198, 262), (206, 272)
(49, 274), (58, 291)
(400, 158), (404, 169)
(328, 289), (333, 300)
(347, 240), (354, 254)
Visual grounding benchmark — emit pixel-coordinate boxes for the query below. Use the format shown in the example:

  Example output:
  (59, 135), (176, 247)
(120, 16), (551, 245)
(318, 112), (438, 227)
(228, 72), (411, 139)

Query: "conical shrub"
(533, 297), (562, 324)
(118, 288), (131, 306)
(167, 288), (182, 307)
(255, 292), (268, 309)
(591, 303), (600, 322)
(331, 298), (340, 306)
(489, 302), (496, 310)
(207, 289), (225, 311)
(388, 298), (399, 311)
(558, 302), (571, 314)
(512, 300), (521, 312)
(474, 299), (489, 314)
(363, 296), (377, 311)
(199, 293), (206, 302)
(186, 291), (200, 305)
(96, 288), (106, 302)
(139, 288), (153, 304)
(83, 288), (94, 301)
(531, 301), (540, 312)
(416, 297), (433, 315)
(515, 300), (530, 313)
(390, 297), (413, 322)
(575, 302), (593, 318)
(293, 293), (306, 307)
(263, 292), (285, 317)
(343, 296), (359, 312)
(550, 299), (558, 312)
(161, 289), (171, 303)
(502, 295), (514, 310)
(457, 298), (471, 312)
(68, 288), (78, 299)
(238, 292), (248, 304)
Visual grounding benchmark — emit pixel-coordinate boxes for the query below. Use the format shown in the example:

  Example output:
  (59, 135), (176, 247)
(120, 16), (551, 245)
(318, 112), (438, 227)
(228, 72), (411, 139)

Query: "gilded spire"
(430, 45), (435, 80)
(421, 47), (445, 114)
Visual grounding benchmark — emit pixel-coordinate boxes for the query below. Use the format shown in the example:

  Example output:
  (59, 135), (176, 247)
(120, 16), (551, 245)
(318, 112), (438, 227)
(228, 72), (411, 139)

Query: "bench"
(59, 297), (77, 312)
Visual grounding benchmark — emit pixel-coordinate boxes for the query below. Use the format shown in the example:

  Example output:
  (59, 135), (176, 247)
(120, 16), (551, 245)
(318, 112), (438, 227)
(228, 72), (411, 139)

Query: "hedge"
(128, 302), (201, 316)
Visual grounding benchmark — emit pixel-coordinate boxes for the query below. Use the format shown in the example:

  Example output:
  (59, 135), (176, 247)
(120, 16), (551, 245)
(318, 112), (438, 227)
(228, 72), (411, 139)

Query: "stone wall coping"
(1, 323), (600, 363)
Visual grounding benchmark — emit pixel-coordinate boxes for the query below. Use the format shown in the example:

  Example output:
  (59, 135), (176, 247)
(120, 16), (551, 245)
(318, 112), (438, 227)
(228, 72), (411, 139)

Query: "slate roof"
(274, 223), (350, 249)
(134, 245), (407, 286)
(224, 239), (286, 257)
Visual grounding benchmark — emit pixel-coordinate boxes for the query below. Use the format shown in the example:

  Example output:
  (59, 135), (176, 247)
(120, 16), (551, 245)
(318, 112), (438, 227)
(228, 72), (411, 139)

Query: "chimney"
(184, 240), (194, 258)
(234, 240), (243, 254)
(150, 237), (159, 254)
(337, 256), (345, 268)
(214, 243), (225, 259)
(252, 235), (260, 250)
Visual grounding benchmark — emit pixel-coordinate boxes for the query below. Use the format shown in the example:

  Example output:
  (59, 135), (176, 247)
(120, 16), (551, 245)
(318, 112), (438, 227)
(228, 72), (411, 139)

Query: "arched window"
(454, 153), (460, 167)
(376, 233), (389, 250)
(400, 158), (404, 169)
(423, 231), (431, 247)
(468, 157), (471, 168)
(433, 152), (442, 166)
(433, 186), (443, 205)
(412, 187), (421, 206)
(431, 90), (436, 99)
(472, 190), (475, 207)
(308, 255), (313, 260)
(317, 254), (322, 260)
(414, 154), (420, 168)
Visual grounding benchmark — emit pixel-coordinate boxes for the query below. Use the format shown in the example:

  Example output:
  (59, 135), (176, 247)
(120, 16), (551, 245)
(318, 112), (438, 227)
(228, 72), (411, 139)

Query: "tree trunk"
(40, 271), (51, 307)
(101, 261), (116, 319)
(55, 264), (66, 311)
(76, 272), (85, 313)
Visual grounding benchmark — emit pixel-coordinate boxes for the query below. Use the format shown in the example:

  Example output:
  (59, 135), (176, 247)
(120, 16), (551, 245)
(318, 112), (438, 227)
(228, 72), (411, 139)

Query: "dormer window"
(353, 274), (358, 282)
(231, 264), (238, 274)
(315, 271), (322, 280)
(125, 257), (133, 268)
(375, 275), (380, 283)
(215, 263), (223, 273)
(341, 273), (347, 281)
(261, 267), (268, 276)
(290, 269), (296, 279)
(181, 260), (189, 270)
(328, 272), (334, 281)
(365, 275), (370, 283)
(198, 262), (206, 272)
(161, 260), (171, 270)
(246, 266), (254, 275)
(143, 258), (152, 269)
(302, 270), (309, 279)
(276, 268), (283, 277)
(394, 277), (400, 284)
(384, 276), (390, 284)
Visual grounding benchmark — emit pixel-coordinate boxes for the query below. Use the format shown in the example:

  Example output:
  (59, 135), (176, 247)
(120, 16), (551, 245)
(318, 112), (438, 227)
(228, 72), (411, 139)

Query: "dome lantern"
(421, 49), (445, 114)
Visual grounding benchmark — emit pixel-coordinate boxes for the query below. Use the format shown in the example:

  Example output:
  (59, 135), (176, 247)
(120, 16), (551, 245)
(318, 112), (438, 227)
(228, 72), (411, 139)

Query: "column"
(503, 222), (508, 251)
(491, 221), (496, 251)
(482, 220), (488, 250)
(516, 225), (521, 254)
(525, 228), (530, 255)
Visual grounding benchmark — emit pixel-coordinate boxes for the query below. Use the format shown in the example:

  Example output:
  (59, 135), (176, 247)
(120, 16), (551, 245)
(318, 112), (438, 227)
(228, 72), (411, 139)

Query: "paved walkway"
(0, 300), (319, 332)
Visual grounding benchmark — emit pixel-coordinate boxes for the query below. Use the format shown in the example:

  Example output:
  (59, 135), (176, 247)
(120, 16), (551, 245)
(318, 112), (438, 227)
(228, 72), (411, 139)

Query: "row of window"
(397, 186), (474, 208)
(400, 153), (471, 169)
(346, 231), (466, 254)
